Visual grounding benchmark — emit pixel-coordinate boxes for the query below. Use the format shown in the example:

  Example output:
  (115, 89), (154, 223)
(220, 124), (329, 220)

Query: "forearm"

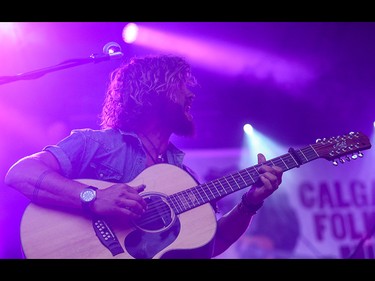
(5, 154), (87, 209)
(212, 199), (263, 257)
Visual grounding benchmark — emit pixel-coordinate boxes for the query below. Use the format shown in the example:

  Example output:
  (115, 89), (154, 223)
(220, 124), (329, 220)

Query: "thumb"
(135, 184), (146, 193)
(257, 153), (266, 164)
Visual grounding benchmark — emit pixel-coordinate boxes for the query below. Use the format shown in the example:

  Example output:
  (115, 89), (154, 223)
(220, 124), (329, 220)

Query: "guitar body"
(20, 164), (217, 259)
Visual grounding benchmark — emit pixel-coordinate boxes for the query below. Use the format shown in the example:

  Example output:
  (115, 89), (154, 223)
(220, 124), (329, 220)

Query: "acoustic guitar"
(20, 131), (371, 259)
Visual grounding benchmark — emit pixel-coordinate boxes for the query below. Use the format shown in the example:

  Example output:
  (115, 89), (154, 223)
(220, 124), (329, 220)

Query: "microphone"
(90, 42), (124, 62)
(103, 42), (123, 59)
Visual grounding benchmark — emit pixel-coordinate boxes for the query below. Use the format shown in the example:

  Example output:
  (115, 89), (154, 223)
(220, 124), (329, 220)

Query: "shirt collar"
(118, 129), (186, 157)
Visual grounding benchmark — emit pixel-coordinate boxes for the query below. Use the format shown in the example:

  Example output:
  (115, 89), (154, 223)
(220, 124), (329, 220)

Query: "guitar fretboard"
(167, 145), (320, 215)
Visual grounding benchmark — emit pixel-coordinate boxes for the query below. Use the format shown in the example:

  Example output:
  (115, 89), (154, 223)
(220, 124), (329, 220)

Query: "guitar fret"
(193, 186), (205, 204)
(169, 195), (183, 213)
(301, 146), (319, 160)
(166, 197), (176, 213)
(212, 179), (226, 196)
(298, 149), (309, 163)
(197, 185), (211, 202)
(248, 168), (258, 178)
(230, 174), (244, 190)
(249, 167), (260, 180)
(177, 193), (190, 210)
(296, 147), (319, 165)
(284, 153), (299, 169)
(236, 172), (248, 186)
(243, 169), (256, 183)
(276, 157), (290, 170)
(169, 194), (187, 213)
(275, 158), (288, 170)
(207, 182), (220, 198)
(211, 182), (220, 198)
(309, 145), (319, 157)
(223, 177), (235, 192)
(269, 159), (281, 169)
(200, 183), (211, 199)
(183, 189), (199, 207)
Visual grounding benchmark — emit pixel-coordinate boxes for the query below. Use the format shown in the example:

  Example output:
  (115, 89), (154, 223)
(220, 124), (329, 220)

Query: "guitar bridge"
(92, 218), (124, 256)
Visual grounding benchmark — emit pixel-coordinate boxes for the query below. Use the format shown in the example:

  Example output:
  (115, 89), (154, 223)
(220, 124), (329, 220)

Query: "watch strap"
(80, 186), (98, 214)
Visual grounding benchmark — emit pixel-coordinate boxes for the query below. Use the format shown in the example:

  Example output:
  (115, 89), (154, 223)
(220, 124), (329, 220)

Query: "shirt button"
(99, 173), (104, 178)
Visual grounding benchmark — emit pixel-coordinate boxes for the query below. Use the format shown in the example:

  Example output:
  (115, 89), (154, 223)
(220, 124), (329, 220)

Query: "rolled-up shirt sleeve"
(43, 129), (88, 178)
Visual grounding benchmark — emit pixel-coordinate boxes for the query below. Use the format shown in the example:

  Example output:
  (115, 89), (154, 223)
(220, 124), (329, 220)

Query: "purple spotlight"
(122, 23), (139, 44)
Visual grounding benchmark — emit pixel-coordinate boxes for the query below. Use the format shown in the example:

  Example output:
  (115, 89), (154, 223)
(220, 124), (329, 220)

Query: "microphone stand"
(0, 51), (123, 86)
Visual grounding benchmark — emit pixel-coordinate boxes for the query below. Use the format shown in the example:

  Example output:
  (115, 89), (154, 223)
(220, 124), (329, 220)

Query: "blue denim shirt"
(43, 128), (186, 183)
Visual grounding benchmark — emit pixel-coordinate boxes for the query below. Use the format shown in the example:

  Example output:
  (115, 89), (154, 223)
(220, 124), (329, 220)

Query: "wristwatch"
(80, 186), (98, 214)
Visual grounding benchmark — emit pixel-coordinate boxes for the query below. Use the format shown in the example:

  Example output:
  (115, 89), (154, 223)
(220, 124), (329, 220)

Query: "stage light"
(122, 23), (139, 44)
(243, 123), (254, 136)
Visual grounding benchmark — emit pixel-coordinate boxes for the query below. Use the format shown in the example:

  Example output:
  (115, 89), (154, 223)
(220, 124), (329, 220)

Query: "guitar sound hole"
(133, 193), (175, 233)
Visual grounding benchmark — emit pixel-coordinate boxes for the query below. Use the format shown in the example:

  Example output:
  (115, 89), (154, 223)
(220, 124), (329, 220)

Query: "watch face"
(81, 189), (96, 203)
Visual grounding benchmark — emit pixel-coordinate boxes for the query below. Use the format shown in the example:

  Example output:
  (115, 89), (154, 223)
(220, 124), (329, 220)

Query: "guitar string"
(139, 173), (259, 225)
(137, 143), (362, 225)
(141, 138), (363, 219)
(141, 173), (262, 225)
(141, 175), (295, 225)
(141, 161), (271, 222)
(138, 179), (242, 225)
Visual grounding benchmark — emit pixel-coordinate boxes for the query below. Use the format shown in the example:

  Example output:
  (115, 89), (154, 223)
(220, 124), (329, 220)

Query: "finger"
(259, 174), (272, 188)
(123, 191), (148, 209)
(263, 169), (283, 191)
(134, 184), (146, 193)
(273, 166), (283, 185)
(266, 172), (279, 188)
(124, 184), (143, 194)
(257, 153), (266, 164)
(117, 199), (146, 215)
(263, 165), (283, 185)
(121, 206), (143, 219)
(259, 165), (281, 177)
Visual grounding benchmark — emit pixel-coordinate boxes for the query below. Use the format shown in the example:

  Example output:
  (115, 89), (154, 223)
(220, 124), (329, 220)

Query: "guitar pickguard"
(124, 192), (180, 259)
(125, 218), (180, 259)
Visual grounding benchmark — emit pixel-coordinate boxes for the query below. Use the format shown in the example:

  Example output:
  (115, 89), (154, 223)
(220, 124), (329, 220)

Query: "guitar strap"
(92, 216), (124, 256)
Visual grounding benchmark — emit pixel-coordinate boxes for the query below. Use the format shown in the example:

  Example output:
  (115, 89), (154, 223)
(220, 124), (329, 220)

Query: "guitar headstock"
(313, 132), (372, 165)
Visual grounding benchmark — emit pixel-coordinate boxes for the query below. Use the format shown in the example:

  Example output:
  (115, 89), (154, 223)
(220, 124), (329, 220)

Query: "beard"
(162, 101), (195, 137)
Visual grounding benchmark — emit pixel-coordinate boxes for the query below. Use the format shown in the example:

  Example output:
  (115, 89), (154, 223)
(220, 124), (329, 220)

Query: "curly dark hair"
(100, 54), (198, 131)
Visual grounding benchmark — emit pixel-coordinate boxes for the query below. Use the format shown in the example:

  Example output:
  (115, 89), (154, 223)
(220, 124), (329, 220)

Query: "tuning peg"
(339, 158), (345, 164)
(333, 160), (339, 166)
(351, 154), (358, 160)
(345, 156), (351, 161)
(348, 131), (355, 139)
(358, 152), (364, 157)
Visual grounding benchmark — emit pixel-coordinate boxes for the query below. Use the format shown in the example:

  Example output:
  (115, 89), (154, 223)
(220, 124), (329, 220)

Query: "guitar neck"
(167, 145), (318, 214)
(166, 131), (371, 215)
